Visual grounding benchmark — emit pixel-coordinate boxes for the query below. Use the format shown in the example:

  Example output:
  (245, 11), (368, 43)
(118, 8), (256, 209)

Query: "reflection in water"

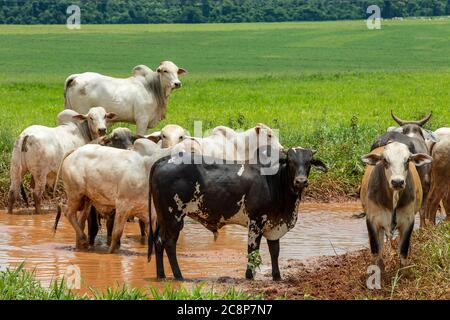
(0, 202), (374, 291)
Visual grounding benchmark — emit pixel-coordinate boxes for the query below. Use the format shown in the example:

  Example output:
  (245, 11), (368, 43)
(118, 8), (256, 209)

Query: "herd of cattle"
(5, 60), (450, 281)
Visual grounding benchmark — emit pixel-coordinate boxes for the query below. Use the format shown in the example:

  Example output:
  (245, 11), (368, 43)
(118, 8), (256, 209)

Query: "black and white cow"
(147, 147), (327, 280)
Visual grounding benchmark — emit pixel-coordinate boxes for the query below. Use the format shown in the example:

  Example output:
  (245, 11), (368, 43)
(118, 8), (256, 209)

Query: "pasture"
(0, 19), (449, 300)
(1, 19), (450, 202)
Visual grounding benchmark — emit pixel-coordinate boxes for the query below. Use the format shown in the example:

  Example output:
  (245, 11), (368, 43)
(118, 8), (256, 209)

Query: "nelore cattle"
(64, 61), (187, 135)
(370, 111), (433, 227)
(86, 127), (144, 245)
(148, 147), (327, 280)
(180, 123), (282, 162)
(361, 142), (432, 269)
(8, 107), (116, 214)
(81, 125), (189, 246)
(58, 138), (173, 252)
(425, 135), (450, 224)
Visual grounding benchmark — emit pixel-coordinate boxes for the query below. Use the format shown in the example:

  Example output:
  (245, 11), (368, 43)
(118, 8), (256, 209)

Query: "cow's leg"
(366, 218), (384, 270)
(66, 198), (88, 250)
(139, 219), (147, 244)
(135, 117), (150, 136)
(164, 236), (183, 280)
(108, 207), (129, 253)
(398, 218), (415, 267)
(32, 173), (47, 215)
(267, 239), (281, 281)
(155, 234), (166, 279)
(87, 206), (99, 246)
(245, 221), (263, 280)
(7, 190), (16, 214)
(77, 202), (90, 231)
(106, 211), (115, 246)
(444, 193), (450, 221)
(425, 183), (444, 226)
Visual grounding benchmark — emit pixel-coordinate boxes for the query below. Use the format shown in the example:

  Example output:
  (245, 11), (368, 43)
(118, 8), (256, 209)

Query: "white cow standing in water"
(64, 61), (187, 135)
(8, 107), (115, 214)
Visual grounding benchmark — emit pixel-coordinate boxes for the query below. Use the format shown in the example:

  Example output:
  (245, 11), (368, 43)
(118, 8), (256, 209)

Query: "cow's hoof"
(272, 274), (282, 281)
(245, 270), (254, 280)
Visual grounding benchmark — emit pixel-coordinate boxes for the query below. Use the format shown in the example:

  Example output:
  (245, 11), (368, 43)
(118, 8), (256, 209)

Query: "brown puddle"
(0, 202), (374, 292)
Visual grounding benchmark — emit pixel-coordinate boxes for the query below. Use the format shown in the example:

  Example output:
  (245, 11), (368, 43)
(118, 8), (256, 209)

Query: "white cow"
(147, 124), (189, 148)
(179, 123), (283, 162)
(59, 139), (172, 252)
(64, 61), (187, 135)
(8, 107), (116, 214)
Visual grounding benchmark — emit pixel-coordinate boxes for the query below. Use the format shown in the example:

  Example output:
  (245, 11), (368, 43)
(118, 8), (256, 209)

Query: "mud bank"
(234, 223), (450, 300)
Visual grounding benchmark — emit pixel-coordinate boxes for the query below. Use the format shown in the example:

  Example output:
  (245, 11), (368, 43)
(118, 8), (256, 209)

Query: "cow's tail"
(9, 135), (29, 207)
(64, 75), (77, 109)
(52, 149), (75, 199)
(52, 149), (76, 232)
(53, 204), (62, 233)
(20, 184), (29, 207)
(147, 162), (159, 262)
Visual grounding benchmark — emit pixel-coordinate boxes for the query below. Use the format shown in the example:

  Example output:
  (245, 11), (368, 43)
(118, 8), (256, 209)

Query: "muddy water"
(0, 202), (369, 291)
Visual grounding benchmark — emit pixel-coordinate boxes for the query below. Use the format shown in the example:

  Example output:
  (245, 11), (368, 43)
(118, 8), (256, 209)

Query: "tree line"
(1, 0), (450, 24)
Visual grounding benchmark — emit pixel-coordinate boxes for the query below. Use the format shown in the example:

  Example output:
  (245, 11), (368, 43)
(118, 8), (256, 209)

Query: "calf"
(361, 142), (431, 269)
(148, 147), (327, 280)
(8, 107), (115, 214)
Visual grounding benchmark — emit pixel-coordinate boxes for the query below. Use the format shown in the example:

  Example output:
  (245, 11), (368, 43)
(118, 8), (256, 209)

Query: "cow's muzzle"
(173, 81), (182, 89)
(98, 128), (107, 136)
(391, 178), (405, 190)
(294, 177), (308, 190)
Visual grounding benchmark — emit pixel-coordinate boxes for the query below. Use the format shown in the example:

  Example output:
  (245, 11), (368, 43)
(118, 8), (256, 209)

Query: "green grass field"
(1, 19), (450, 202)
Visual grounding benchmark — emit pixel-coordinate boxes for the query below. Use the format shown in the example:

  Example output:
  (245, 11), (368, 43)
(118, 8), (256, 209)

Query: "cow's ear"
(106, 112), (118, 121)
(99, 135), (111, 145)
(410, 153), (432, 167)
(72, 114), (87, 122)
(311, 159), (327, 173)
(361, 153), (382, 166)
(146, 131), (161, 143)
(279, 150), (288, 164)
(255, 125), (261, 135)
(178, 68), (188, 75)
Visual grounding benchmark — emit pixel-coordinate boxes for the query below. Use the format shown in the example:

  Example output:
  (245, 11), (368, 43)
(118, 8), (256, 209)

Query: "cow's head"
(146, 124), (188, 148)
(100, 127), (136, 150)
(391, 111), (432, 140)
(72, 106), (117, 139)
(362, 142), (432, 191)
(281, 148), (327, 194)
(254, 123), (283, 150)
(156, 61), (187, 90)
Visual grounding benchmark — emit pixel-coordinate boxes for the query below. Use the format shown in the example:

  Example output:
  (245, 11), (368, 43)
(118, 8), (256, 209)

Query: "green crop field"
(1, 19), (450, 203)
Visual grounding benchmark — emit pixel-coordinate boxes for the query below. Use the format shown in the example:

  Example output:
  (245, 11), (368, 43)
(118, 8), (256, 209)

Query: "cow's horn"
(391, 110), (406, 126)
(415, 111), (432, 127)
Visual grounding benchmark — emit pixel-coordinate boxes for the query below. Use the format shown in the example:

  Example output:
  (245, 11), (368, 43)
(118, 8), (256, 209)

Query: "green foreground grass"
(0, 20), (450, 202)
(0, 263), (261, 300)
